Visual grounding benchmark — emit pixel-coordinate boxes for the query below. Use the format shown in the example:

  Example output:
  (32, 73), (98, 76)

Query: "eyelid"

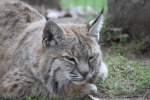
(88, 56), (94, 62)
(64, 56), (77, 64)
(89, 56), (94, 59)
(88, 54), (99, 61)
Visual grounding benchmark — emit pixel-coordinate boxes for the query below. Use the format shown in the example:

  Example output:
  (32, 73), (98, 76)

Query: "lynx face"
(40, 23), (101, 95)
(38, 12), (108, 96)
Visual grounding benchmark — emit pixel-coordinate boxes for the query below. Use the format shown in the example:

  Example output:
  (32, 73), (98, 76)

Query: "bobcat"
(0, 1), (108, 99)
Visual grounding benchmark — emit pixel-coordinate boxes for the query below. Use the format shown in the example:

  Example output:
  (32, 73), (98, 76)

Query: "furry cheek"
(99, 62), (108, 80)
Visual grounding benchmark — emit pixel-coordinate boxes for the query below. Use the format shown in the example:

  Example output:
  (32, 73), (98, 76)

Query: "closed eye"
(88, 56), (94, 62)
(64, 56), (76, 64)
(88, 53), (99, 62)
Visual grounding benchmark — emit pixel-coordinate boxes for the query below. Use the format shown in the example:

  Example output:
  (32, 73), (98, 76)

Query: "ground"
(96, 44), (150, 100)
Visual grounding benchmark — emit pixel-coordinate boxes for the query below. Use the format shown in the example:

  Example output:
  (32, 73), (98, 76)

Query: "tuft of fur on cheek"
(52, 68), (71, 94)
(99, 62), (108, 80)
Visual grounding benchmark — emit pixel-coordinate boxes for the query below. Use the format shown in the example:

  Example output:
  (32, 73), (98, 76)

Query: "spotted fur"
(0, 1), (108, 99)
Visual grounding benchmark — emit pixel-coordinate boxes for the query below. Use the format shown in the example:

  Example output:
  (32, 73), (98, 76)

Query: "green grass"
(25, 96), (59, 100)
(97, 53), (150, 98)
(60, 0), (107, 11)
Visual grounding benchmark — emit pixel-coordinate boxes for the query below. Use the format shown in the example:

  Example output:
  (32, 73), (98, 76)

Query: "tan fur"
(0, 1), (108, 99)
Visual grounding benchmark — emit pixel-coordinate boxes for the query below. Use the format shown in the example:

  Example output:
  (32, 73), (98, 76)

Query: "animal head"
(37, 11), (106, 96)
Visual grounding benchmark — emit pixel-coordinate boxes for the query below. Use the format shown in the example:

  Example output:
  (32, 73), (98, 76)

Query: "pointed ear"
(42, 20), (64, 48)
(88, 9), (104, 42)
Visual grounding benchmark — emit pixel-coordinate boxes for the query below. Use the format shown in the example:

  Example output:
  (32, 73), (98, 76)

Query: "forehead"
(56, 23), (100, 57)
(61, 24), (88, 37)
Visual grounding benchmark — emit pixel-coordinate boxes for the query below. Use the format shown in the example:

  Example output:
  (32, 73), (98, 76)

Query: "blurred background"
(20, 0), (150, 54)
(15, 0), (150, 99)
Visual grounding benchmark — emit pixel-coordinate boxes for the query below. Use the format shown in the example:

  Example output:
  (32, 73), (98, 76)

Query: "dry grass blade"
(89, 95), (101, 100)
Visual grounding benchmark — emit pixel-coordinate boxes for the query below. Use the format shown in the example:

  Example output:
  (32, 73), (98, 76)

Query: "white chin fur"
(99, 62), (108, 80)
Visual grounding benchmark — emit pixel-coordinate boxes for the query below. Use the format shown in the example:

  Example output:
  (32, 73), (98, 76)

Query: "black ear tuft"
(42, 20), (64, 48)
(88, 8), (105, 42)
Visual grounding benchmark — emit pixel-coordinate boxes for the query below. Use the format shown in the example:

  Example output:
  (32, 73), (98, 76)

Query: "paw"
(99, 62), (108, 80)
(81, 83), (97, 95)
